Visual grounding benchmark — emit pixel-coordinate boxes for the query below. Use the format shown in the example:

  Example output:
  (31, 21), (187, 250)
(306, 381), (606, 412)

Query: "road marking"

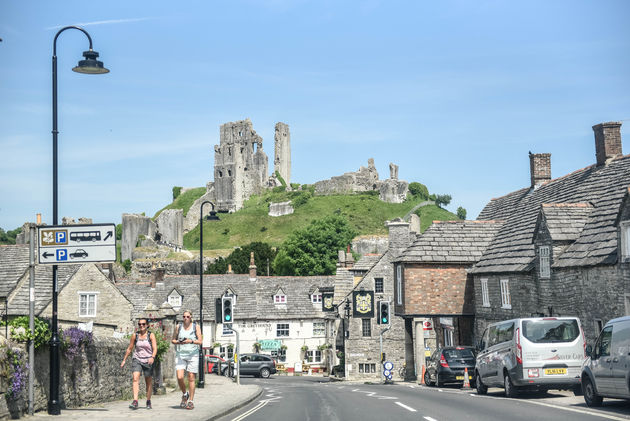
(518, 399), (630, 421)
(231, 400), (268, 421)
(351, 388), (397, 400)
(394, 402), (417, 412)
(424, 417), (438, 421)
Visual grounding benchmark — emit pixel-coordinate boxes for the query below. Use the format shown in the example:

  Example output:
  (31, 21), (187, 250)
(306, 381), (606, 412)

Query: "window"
(359, 363), (376, 373)
(362, 319), (371, 337)
(311, 293), (322, 304)
(274, 294), (287, 304)
(313, 321), (325, 336)
(500, 279), (511, 309)
(276, 323), (289, 337)
(271, 348), (286, 362)
(375, 278), (384, 293)
(395, 265), (402, 305)
(306, 350), (322, 363)
(594, 326), (613, 359)
(539, 246), (551, 278)
(481, 278), (490, 307)
(168, 294), (182, 308)
(443, 327), (453, 346)
(622, 223), (630, 260)
(79, 293), (97, 317)
(595, 319), (603, 333)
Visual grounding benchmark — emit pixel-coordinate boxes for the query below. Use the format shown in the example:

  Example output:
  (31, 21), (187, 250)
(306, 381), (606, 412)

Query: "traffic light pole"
(380, 326), (391, 384)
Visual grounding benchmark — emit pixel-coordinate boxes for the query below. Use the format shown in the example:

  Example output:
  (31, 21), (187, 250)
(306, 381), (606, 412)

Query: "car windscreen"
(522, 319), (580, 343)
(443, 348), (475, 360)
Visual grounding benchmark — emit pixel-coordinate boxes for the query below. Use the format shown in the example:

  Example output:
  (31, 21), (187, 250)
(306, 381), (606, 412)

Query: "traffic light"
(222, 296), (233, 323)
(378, 301), (390, 325)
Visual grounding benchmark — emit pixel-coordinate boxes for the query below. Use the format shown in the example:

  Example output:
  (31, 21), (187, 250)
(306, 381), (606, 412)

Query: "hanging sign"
(322, 292), (335, 312)
(352, 290), (374, 318)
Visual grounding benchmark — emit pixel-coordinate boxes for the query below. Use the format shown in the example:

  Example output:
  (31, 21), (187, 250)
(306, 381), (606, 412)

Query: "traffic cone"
(463, 367), (471, 389)
(420, 365), (426, 385)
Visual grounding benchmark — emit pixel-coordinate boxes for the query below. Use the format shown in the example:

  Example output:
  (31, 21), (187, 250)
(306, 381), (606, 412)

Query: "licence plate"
(544, 368), (567, 375)
(456, 376), (465, 380)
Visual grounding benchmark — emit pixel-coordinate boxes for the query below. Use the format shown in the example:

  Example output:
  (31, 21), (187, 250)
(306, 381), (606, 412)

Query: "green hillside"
(180, 189), (459, 251)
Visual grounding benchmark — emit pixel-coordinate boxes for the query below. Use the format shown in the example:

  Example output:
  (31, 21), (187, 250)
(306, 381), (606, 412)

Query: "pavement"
(25, 375), (262, 421)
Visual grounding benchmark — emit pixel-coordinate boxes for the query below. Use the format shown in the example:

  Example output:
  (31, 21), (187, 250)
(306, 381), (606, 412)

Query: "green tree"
(457, 207), (467, 220)
(206, 242), (277, 275)
(116, 224), (122, 241)
(408, 182), (429, 200)
(272, 215), (357, 276)
(0, 227), (20, 245)
(435, 194), (452, 208)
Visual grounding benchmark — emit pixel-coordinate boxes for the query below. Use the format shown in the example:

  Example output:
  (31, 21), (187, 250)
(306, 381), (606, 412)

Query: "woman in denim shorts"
(121, 318), (157, 409)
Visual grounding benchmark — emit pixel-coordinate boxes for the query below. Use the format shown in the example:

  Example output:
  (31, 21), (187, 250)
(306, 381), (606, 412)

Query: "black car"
(424, 346), (476, 387)
(218, 353), (277, 378)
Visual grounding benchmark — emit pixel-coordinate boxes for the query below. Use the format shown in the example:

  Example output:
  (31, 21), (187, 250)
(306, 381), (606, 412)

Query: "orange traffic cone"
(420, 365), (426, 385)
(463, 367), (471, 389)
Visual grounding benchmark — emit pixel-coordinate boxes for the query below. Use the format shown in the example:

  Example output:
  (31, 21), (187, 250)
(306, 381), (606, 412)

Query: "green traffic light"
(225, 315), (231, 321)
(382, 317), (387, 323)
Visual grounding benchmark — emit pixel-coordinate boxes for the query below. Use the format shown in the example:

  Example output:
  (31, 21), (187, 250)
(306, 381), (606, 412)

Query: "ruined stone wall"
(352, 235), (389, 256)
(121, 214), (157, 262)
(268, 201), (294, 217)
(274, 122), (291, 185)
(155, 209), (183, 246)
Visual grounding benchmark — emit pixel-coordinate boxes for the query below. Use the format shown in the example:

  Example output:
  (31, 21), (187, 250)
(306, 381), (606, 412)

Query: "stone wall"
(268, 201), (294, 217)
(155, 209), (183, 247)
(121, 214), (157, 262)
(183, 186), (216, 233)
(274, 122), (291, 186)
(351, 235), (388, 256)
(130, 259), (205, 279)
(314, 158), (379, 195)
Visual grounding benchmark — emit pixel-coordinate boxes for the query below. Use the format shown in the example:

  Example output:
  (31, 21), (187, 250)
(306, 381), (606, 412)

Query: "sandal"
(186, 401), (194, 410)
(180, 392), (189, 408)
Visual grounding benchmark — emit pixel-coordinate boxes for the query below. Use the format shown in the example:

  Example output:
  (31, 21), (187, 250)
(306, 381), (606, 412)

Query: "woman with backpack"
(172, 310), (203, 410)
(121, 317), (158, 410)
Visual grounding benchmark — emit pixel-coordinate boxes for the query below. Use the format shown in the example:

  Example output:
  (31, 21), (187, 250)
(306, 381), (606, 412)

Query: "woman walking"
(121, 318), (158, 409)
(172, 310), (203, 410)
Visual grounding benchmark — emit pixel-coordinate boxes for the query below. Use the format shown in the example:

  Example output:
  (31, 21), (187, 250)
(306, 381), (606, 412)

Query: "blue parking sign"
(56, 231), (66, 244)
(56, 249), (67, 261)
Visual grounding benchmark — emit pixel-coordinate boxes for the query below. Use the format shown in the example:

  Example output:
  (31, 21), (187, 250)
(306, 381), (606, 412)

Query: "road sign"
(38, 223), (116, 265)
(384, 361), (394, 371)
(383, 369), (391, 377)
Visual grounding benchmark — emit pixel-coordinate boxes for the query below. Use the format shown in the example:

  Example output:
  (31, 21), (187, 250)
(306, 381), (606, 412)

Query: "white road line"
(423, 417), (438, 421)
(231, 400), (268, 421)
(518, 399), (630, 421)
(394, 402), (417, 412)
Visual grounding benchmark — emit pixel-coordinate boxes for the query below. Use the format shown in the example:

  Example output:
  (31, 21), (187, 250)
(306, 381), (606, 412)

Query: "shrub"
(0, 344), (27, 399)
(60, 327), (93, 361)
(2, 316), (51, 349)
(408, 182), (429, 199)
(291, 191), (312, 208)
(172, 186), (183, 201)
(272, 186), (286, 193)
(457, 206), (467, 220)
(122, 259), (132, 273)
(435, 194), (452, 208)
(148, 321), (170, 362)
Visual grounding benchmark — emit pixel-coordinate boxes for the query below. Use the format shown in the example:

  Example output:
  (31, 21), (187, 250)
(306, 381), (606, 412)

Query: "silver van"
(475, 317), (585, 397)
(581, 316), (630, 407)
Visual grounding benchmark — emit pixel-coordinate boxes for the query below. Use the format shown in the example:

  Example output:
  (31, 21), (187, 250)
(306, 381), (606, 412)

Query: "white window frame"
(621, 222), (630, 261)
(396, 265), (402, 305)
(78, 291), (98, 317)
(274, 294), (287, 304)
(311, 293), (322, 304)
(276, 323), (289, 337)
(271, 348), (287, 362)
(481, 278), (490, 307)
(539, 245), (551, 278)
(500, 279), (511, 309)
(168, 293), (182, 308)
(313, 321), (325, 337)
(306, 350), (322, 363)
(443, 327), (454, 346)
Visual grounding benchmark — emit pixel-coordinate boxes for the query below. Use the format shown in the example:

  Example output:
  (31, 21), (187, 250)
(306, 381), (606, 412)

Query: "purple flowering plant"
(60, 327), (93, 361)
(0, 344), (28, 399)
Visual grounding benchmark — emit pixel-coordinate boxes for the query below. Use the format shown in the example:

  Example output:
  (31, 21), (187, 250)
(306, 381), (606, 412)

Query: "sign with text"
(352, 290), (374, 318)
(38, 224), (116, 265)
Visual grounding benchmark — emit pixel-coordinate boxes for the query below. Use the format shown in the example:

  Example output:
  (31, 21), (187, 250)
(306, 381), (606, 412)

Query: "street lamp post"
(49, 26), (109, 415)
(198, 201), (219, 388)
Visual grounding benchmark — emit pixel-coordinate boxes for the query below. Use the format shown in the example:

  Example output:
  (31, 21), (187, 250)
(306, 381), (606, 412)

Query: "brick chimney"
(529, 152), (551, 188)
(593, 121), (622, 166)
(249, 252), (257, 280)
(345, 245), (354, 268)
(227, 264), (234, 274)
(151, 262), (165, 289)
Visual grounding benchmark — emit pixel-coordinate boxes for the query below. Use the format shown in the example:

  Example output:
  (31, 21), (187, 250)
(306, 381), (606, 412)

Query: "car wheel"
(572, 384), (583, 396)
(260, 367), (271, 378)
(475, 372), (487, 395)
(436, 372), (444, 387)
(222, 368), (231, 377)
(424, 370), (434, 387)
(583, 376), (603, 407)
(504, 373), (518, 398)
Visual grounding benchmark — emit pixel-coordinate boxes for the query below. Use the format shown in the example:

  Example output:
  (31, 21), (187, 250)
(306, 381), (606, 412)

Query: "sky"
(1, 1), (629, 231)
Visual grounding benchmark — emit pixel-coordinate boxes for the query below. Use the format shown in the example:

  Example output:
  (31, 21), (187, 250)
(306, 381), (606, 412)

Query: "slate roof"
(350, 254), (382, 271)
(536, 203), (593, 242)
(117, 274), (335, 321)
(0, 245), (80, 315)
(395, 220), (504, 264)
(471, 154), (630, 273)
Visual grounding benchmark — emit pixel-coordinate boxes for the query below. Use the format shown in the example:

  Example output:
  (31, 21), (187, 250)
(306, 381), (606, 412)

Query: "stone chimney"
(409, 213), (420, 234)
(151, 262), (165, 289)
(386, 219), (410, 253)
(345, 245), (354, 269)
(227, 264), (234, 274)
(337, 250), (346, 268)
(593, 121), (623, 166)
(529, 152), (551, 188)
(249, 252), (257, 280)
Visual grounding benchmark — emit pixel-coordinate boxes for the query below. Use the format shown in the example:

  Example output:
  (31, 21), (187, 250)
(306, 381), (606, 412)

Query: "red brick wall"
(403, 263), (474, 315)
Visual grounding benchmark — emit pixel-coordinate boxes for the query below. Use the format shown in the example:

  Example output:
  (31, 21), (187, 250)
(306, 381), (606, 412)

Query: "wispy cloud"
(46, 17), (156, 31)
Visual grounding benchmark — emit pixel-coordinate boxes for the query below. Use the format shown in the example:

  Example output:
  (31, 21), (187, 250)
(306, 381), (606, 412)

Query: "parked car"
(475, 317), (585, 397)
(581, 316), (630, 407)
(424, 346), (476, 387)
(219, 353), (277, 378)
(205, 354), (224, 373)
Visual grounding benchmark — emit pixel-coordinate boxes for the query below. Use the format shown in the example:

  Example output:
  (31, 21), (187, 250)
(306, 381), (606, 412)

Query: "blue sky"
(1, 1), (629, 231)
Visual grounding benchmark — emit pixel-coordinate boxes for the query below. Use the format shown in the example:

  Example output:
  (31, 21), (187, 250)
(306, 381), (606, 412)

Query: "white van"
(475, 317), (586, 397)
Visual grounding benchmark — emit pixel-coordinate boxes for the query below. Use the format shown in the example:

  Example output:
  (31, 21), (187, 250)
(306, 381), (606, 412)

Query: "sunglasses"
(183, 316), (191, 319)
(138, 323), (147, 326)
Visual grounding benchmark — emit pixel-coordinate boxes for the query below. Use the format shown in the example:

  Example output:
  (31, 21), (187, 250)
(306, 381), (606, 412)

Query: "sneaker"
(186, 401), (194, 410)
(180, 392), (189, 408)
(146, 400), (152, 409)
(129, 400), (138, 410)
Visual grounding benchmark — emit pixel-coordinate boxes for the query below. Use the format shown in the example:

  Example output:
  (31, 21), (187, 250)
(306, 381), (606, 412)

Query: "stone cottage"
(470, 121), (630, 342)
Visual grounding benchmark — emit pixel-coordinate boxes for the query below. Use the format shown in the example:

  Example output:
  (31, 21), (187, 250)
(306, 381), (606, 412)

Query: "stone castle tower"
(274, 122), (291, 185)
(214, 119), (270, 212)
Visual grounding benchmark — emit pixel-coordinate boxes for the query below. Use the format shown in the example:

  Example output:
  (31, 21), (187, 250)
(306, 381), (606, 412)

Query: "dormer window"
(274, 294), (286, 304)
(168, 289), (182, 308)
(311, 293), (322, 304)
(539, 245), (551, 278)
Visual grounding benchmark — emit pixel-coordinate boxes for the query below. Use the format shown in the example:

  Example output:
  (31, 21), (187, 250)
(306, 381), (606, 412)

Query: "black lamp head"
(72, 49), (109, 74)
(206, 210), (220, 221)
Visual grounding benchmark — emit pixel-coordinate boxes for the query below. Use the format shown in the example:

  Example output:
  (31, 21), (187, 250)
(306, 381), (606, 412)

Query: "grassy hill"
(179, 189), (459, 251)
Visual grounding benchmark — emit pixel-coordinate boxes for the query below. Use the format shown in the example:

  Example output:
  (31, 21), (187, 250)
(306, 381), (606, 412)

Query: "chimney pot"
(249, 251), (257, 279)
(529, 152), (551, 188)
(593, 121), (623, 166)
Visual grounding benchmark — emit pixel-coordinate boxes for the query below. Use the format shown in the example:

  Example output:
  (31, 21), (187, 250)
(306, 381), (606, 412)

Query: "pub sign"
(352, 290), (374, 318)
(322, 292), (335, 312)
